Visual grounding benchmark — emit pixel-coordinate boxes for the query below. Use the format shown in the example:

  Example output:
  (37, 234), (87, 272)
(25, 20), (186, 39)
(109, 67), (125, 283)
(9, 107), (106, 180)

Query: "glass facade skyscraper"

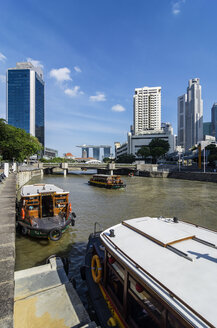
(6, 62), (45, 146)
(211, 103), (217, 140)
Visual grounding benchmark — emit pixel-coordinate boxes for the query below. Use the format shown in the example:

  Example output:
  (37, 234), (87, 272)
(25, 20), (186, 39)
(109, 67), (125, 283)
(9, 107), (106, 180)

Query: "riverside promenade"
(0, 173), (16, 328)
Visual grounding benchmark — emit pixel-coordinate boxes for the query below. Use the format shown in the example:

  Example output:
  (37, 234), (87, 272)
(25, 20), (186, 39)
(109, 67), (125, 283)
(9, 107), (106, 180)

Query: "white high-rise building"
(177, 78), (203, 151)
(133, 86), (161, 135)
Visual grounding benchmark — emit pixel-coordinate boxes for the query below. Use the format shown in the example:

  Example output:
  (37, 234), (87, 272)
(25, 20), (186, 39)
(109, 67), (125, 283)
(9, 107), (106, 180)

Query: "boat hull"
(88, 181), (126, 189)
(83, 233), (123, 328)
(17, 216), (74, 241)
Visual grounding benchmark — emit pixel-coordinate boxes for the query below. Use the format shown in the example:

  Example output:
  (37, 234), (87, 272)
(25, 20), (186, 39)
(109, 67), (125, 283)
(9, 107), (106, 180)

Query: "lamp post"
(178, 152), (181, 172)
(203, 147), (206, 173)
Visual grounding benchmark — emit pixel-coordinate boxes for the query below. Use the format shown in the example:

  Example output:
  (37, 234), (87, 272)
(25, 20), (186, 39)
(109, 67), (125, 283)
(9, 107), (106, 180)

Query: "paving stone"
(0, 174), (16, 327)
(0, 317), (13, 328)
(0, 245), (15, 261)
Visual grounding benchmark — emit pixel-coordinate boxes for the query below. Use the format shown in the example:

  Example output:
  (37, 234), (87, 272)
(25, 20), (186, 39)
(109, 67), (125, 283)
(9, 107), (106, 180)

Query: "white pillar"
(4, 163), (9, 177)
(12, 163), (17, 172)
(41, 169), (44, 177)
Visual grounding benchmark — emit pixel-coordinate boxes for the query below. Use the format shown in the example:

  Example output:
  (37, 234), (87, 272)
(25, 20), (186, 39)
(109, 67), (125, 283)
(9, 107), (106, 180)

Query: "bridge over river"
(38, 162), (139, 176)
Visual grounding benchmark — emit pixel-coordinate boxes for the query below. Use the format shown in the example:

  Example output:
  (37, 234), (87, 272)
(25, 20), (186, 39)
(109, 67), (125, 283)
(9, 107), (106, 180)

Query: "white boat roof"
(21, 184), (69, 197)
(100, 217), (217, 328)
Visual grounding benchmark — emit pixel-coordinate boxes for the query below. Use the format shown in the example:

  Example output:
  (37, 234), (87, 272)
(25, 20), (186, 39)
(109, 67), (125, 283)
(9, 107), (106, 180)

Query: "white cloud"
(49, 67), (72, 82)
(74, 66), (81, 73)
(172, 0), (185, 15)
(47, 120), (123, 134)
(89, 92), (106, 102)
(0, 52), (7, 61)
(111, 104), (126, 112)
(0, 52), (6, 62)
(0, 74), (6, 83)
(64, 86), (83, 97)
(26, 57), (44, 69)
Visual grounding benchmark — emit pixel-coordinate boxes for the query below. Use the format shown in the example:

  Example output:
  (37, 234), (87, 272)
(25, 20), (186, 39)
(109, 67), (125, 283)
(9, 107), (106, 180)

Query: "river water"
(15, 173), (217, 305)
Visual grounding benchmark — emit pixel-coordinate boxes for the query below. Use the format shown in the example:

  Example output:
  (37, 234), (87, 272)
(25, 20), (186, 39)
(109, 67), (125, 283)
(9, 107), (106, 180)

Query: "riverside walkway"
(0, 173), (16, 328)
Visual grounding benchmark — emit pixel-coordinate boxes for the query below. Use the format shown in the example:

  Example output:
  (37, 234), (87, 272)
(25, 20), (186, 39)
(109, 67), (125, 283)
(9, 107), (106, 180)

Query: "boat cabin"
(98, 217), (217, 328)
(20, 184), (69, 219)
(89, 174), (125, 188)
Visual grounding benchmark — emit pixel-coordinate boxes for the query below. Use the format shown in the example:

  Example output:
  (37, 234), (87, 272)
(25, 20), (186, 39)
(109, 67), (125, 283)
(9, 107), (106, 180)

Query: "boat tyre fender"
(91, 254), (102, 283)
(21, 226), (28, 235)
(49, 228), (62, 241)
(71, 218), (75, 226)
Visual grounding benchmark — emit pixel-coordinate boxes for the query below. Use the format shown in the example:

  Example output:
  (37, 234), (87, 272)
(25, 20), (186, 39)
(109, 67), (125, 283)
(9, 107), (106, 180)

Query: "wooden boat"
(17, 184), (76, 241)
(82, 217), (217, 328)
(88, 174), (126, 189)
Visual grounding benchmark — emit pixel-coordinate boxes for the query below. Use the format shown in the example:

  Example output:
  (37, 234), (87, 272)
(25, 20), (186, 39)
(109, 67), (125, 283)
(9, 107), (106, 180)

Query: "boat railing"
(94, 222), (103, 235)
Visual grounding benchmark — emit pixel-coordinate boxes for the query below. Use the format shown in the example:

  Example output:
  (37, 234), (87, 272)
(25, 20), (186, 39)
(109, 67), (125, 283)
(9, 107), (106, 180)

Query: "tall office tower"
(185, 78), (203, 151)
(6, 62), (45, 146)
(177, 78), (203, 151)
(177, 94), (187, 149)
(133, 86), (161, 135)
(211, 103), (217, 139)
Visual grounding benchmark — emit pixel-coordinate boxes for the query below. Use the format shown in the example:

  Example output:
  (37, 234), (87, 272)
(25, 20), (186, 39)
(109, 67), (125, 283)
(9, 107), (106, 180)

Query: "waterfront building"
(6, 62), (45, 146)
(115, 142), (128, 158)
(133, 86), (161, 135)
(211, 103), (217, 139)
(93, 148), (100, 160)
(63, 152), (76, 159)
(203, 122), (212, 138)
(186, 78), (203, 150)
(44, 147), (58, 159)
(177, 94), (187, 149)
(177, 78), (203, 151)
(115, 123), (175, 159)
(77, 145), (111, 160)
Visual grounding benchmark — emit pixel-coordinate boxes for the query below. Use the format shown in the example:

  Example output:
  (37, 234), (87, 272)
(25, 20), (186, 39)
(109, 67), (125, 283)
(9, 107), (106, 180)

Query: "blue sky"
(0, 0), (217, 157)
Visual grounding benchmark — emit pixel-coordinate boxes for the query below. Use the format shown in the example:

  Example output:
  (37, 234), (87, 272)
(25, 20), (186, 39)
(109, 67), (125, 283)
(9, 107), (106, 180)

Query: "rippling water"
(15, 173), (217, 306)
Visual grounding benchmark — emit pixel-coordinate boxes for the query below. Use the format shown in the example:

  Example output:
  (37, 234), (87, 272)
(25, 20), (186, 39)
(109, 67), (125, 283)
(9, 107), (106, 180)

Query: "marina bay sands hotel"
(77, 145), (111, 160)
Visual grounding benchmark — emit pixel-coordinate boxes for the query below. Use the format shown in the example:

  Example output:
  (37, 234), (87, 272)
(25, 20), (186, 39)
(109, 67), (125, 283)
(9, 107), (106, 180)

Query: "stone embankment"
(138, 169), (217, 183)
(0, 173), (16, 328)
(16, 168), (41, 190)
(168, 171), (217, 183)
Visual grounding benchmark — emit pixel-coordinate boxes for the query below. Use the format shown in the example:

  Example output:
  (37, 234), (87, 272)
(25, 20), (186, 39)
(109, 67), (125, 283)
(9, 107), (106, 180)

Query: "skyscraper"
(211, 103), (217, 139)
(133, 86), (161, 135)
(177, 94), (187, 149)
(177, 78), (203, 151)
(6, 62), (45, 146)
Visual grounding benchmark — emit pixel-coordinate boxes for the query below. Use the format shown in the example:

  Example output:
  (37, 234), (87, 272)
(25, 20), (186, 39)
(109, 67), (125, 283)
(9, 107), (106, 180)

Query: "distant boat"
(82, 217), (217, 328)
(88, 174), (126, 189)
(17, 184), (76, 241)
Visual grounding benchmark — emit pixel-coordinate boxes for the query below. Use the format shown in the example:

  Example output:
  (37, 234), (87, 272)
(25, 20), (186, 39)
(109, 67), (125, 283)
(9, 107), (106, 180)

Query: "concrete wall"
(16, 169), (41, 190)
(168, 171), (217, 183)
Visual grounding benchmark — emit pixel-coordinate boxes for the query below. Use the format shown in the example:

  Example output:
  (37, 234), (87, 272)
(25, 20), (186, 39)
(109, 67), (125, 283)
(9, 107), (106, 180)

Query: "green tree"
(116, 154), (136, 164)
(0, 119), (42, 162)
(136, 146), (150, 159)
(149, 138), (170, 163)
(206, 144), (217, 166)
(103, 157), (112, 163)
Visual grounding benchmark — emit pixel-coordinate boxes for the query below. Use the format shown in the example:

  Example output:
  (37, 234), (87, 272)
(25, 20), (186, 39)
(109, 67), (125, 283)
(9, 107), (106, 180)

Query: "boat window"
(26, 200), (39, 205)
(127, 293), (158, 328)
(106, 255), (124, 307)
(108, 255), (124, 280)
(167, 312), (185, 328)
(128, 275), (163, 324)
(27, 205), (39, 210)
(107, 265), (124, 306)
